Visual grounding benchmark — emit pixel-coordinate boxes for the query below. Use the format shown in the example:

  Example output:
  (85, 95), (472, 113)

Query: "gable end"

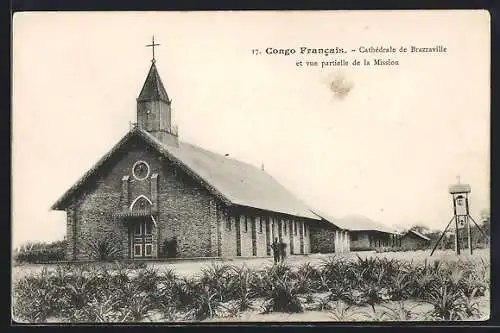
(51, 128), (232, 210)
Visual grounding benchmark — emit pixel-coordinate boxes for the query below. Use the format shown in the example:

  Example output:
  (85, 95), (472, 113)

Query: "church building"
(51, 45), (336, 260)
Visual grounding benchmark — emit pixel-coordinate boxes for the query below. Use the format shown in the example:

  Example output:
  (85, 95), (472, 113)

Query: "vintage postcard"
(12, 10), (490, 323)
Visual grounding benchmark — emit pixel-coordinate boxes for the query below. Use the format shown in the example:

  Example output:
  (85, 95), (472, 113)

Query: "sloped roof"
(310, 210), (347, 230)
(332, 214), (396, 233)
(137, 62), (170, 103)
(407, 229), (431, 241)
(52, 127), (320, 220)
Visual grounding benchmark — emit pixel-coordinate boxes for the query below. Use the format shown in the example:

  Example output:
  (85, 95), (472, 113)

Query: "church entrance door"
(130, 218), (153, 259)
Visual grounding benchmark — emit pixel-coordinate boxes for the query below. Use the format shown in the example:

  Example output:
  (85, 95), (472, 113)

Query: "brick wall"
(334, 230), (350, 253)
(224, 209), (314, 258)
(298, 220), (304, 254)
(73, 174), (126, 260)
(255, 216), (268, 256)
(65, 203), (76, 260)
(401, 234), (430, 250)
(350, 232), (371, 251)
(291, 219), (301, 254)
(350, 231), (394, 251)
(67, 137), (219, 260)
(264, 216), (271, 255)
(304, 222), (311, 253)
(220, 211), (238, 257)
(238, 214), (253, 257)
(149, 147), (218, 258)
(309, 222), (336, 253)
(280, 218), (290, 256)
(63, 134), (317, 260)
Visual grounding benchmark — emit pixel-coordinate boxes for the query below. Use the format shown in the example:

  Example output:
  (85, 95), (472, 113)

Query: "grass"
(12, 250), (490, 323)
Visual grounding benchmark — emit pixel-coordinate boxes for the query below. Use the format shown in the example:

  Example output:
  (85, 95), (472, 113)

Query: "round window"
(132, 161), (150, 180)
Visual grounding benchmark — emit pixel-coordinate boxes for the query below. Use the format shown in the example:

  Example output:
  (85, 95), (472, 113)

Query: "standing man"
(279, 240), (287, 262)
(271, 238), (280, 264)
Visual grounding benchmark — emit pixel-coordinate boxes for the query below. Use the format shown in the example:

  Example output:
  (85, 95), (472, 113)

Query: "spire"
(136, 36), (177, 146)
(137, 61), (170, 103)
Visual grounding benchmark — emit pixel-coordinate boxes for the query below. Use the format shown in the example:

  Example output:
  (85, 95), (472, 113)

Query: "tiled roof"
(52, 127), (320, 221)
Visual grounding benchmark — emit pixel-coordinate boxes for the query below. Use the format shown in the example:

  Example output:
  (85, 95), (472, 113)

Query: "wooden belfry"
(430, 177), (488, 256)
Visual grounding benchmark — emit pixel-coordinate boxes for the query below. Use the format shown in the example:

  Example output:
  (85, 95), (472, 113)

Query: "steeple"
(137, 62), (170, 103)
(136, 36), (178, 146)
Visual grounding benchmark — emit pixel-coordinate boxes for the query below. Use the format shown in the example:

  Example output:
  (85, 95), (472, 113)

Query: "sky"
(12, 11), (490, 247)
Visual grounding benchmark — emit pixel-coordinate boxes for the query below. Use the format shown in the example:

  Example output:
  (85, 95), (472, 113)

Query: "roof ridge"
(177, 140), (271, 175)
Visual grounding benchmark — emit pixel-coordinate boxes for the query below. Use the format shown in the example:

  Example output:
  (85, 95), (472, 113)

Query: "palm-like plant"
(190, 284), (222, 320)
(315, 295), (333, 311)
(328, 300), (356, 321)
(229, 265), (256, 311)
(124, 291), (154, 322)
(135, 267), (159, 293)
(81, 231), (124, 262)
(380, 301), (419, 321)
(460, 289), (481, 319)
(389, 270), (412, 301)
(261, 273), (303, 314)
(199, 263), (234, 301)
(295, 262), (321, 293)
(75, 295), (129, 322)
(425, 282), (467, 320)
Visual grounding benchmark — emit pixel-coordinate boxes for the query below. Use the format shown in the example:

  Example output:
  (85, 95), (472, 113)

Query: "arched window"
(130, 195), (153, 211)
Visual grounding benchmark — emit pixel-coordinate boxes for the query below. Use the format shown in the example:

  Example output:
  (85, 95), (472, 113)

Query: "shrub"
(295, 262), (321, 293)
(380, 301), (418, 321)
(319, 256), (352, 292)
(189, 284), (223, 320)
(14, 240), (67, 264)
(123, 291), (154, 322)
(259, 264), (303, 314)
(198, 263), (235, 301)
(161, 237), (178, 258)
(134, 267), (160, 293)
(81, 232), (124, 261)
(13, 269), (58, 322)
(424, 282), (467, 320)
(71, 295), (128, 322)
(460, 289), (481, 319)
(389, 270), (412, 301)
(328, 300), (356, 321)
(314, 295), (333, 311)
(262, 276), (303, 314)
(12, 251), (490, 322)
(150, 272), (181, 320)
(172, 277), (199, 309)
(227, 265), (257, 311)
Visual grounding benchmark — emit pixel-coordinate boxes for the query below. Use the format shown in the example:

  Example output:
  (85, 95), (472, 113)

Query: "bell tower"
(136, 36), (178, 146)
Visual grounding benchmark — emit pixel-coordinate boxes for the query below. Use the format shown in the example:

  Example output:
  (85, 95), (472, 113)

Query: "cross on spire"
(456, 175), (461, 184)
(146, 35), (160, 63)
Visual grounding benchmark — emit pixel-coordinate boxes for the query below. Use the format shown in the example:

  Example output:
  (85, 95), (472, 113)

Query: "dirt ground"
(202, 297), (490, 322)
(11, 248), (490, 283)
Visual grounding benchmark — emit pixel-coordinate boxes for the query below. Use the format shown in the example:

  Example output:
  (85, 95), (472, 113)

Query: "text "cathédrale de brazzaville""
(262, 45), (447, 56)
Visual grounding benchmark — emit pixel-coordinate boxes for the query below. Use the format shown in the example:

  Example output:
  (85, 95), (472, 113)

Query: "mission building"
(51, 49), (352, 260)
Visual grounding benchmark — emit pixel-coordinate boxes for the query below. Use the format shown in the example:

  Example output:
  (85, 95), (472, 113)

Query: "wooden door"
(131, 218), (153, 259)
